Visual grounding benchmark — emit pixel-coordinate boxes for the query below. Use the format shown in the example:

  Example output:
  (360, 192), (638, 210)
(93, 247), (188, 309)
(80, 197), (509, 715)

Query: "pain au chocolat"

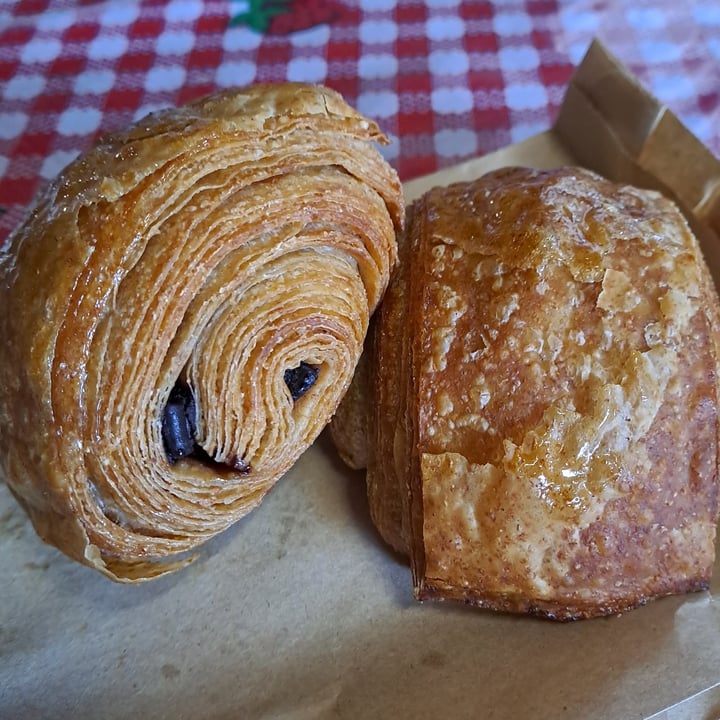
(0, 83), (403, 582)
(332, 166), (720, 620)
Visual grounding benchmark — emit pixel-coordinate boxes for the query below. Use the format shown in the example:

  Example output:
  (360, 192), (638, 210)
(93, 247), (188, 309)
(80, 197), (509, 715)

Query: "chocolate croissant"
(0, 83), (403, 581)
(334, 166), (720, 619)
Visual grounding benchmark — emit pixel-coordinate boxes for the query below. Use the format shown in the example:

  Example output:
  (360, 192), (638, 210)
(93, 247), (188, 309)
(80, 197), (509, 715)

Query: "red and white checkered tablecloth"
(1, 0), (719, 245)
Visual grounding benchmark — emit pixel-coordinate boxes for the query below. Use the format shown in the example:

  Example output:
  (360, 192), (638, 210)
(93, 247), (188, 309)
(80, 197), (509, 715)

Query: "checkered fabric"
(1, 0), (719, 245)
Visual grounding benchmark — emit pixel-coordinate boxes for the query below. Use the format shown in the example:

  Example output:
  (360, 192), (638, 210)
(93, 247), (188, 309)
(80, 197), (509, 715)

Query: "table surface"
(1, 0), (719, 245)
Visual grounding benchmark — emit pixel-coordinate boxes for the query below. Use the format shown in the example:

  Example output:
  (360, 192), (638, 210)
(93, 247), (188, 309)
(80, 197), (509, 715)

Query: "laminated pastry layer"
(372, 166), (720, 619)
(0, 83), (403, 582)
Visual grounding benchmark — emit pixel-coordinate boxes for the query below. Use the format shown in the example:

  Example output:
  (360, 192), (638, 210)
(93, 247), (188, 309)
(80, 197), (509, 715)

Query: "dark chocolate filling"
(162, 381), (250, 474)
(162, 382), (196, 463)
(284, 362), (319, 401)
(162, 362), (318, 466)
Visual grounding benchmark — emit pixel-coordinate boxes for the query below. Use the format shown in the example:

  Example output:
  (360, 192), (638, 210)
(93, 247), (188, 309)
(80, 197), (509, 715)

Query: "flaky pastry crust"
(0, 83), (403, 581)
(343, 166), (720, 619)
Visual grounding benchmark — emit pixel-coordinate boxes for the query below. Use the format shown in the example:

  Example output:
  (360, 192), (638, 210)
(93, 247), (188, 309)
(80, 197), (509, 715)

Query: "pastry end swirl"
(0, 83), (404, 581)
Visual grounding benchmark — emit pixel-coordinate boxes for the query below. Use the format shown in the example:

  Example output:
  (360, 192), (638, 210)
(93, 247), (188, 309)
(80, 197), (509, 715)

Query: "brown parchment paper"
(1, 40), (719, 720)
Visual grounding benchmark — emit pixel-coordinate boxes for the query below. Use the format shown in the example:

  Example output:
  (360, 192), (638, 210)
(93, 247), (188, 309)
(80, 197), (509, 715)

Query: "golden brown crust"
(367, 228), (414, 554)
(370, 166), (720, 619)
(328, 340), (371, 471)
(0, 82), (403, 582)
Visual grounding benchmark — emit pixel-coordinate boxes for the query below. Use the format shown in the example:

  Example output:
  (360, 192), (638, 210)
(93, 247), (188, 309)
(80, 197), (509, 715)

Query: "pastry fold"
(336, 166), (720, 619)
(0, 83), (403, 582)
